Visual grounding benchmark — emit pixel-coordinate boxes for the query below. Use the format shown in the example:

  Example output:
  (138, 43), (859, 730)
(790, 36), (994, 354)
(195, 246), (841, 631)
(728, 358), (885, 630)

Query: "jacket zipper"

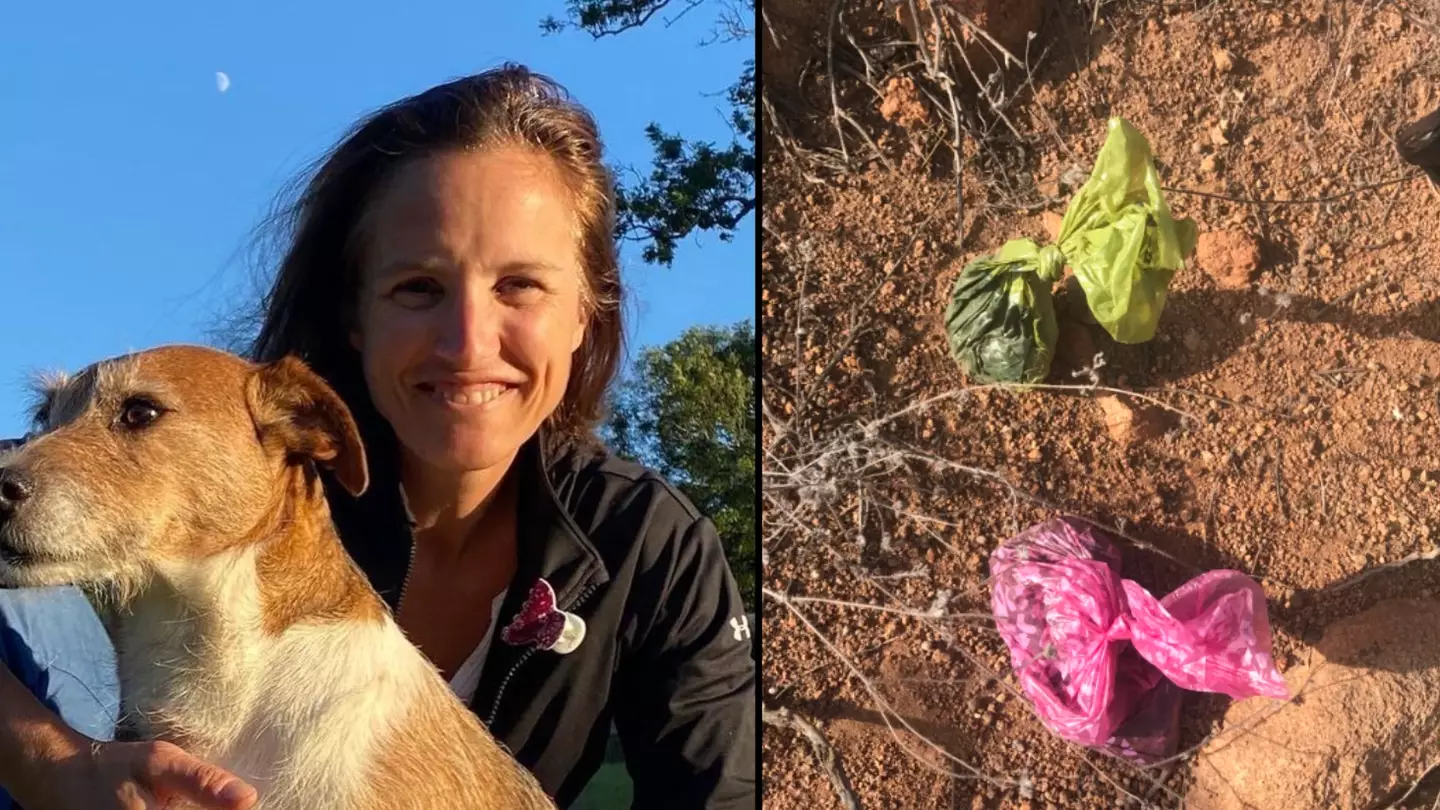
(485, 579), (601, 726)
(396, 539), (418, 616)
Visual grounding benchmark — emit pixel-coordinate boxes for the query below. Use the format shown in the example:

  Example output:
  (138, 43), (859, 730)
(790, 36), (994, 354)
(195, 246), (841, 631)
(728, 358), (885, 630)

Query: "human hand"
(45, 739), (258, 810)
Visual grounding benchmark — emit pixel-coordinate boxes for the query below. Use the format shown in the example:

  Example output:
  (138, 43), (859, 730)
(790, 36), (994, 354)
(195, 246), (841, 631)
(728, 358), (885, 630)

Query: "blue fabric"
(0, 586), (119, 809)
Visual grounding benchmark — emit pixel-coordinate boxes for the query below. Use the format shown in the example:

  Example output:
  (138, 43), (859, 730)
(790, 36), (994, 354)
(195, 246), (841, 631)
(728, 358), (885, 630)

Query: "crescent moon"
(216, 72), (231, 93)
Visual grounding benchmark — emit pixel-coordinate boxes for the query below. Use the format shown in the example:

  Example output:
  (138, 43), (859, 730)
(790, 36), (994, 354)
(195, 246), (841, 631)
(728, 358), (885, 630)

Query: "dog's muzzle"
(0, 465), (37, 564)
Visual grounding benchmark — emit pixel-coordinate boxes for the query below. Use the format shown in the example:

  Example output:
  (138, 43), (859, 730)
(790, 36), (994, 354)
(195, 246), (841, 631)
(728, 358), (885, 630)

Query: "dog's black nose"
(0, 469), (33, 515)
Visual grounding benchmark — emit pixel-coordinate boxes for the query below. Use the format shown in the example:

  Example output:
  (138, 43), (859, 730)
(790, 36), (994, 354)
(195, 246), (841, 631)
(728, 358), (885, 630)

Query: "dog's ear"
(246, 356), (369, 497)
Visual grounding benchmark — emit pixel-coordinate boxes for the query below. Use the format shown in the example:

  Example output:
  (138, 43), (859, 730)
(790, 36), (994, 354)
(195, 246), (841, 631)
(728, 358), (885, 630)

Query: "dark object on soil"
(943, 240), (1062, 385)
(1396, 105), (1440, 184)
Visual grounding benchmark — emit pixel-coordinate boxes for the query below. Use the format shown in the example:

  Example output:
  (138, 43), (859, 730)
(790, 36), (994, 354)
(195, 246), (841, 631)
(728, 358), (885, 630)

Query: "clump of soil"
(1189, 598), (1440, 810)
(879, 77), (930, 129)
(1195, 229), (1261, 290)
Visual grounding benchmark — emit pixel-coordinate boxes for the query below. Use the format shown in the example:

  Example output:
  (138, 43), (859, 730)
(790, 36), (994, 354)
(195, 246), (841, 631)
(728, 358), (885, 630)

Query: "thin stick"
(764, 587), (1013, 786)
(838, 109), (895, 171)
(770, 635), (905, 703)
(863, 383), (1201, 431)
(944, 61), (965, 249)
(940, 14), (1026, 144)
(1136, 386), (1275, 416)
(1161, 172), (1420, 206)
(796, 207), (946, 409)
(763, 705), (863, 810)
(1313, 277), (1383, 323)
(767, 590), (994, 623)
(935, 4), (1022, 69)
(826, 0), (850, 165)
(1320, 543), (1440, 593)
(1274, 442), (1288, 519)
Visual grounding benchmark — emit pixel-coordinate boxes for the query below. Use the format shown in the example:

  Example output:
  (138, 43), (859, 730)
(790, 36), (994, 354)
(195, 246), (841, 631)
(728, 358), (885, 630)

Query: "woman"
(0, 64), (756, 809)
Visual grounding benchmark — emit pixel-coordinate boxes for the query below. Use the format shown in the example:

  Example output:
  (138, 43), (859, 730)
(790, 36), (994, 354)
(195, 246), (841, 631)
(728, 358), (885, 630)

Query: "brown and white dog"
(0, 345), (556, 810)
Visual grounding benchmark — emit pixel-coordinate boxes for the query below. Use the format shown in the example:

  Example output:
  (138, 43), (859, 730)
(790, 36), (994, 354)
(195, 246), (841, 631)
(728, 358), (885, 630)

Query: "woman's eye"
(497, 277), (544, 299)
(390, 278), (444, 308)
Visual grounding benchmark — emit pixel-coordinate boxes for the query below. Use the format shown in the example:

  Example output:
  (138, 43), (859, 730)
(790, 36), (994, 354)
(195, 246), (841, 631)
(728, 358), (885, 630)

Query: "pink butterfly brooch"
(500, 579), (587, 655)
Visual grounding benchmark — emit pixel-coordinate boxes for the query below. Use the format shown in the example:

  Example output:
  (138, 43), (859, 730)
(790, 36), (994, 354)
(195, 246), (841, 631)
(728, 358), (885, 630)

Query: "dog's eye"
(118, 399), (163, 430)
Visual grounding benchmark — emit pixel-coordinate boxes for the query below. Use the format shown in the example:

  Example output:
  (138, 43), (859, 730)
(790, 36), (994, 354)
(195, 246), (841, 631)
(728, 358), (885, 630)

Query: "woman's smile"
(416, 380), (519, 410)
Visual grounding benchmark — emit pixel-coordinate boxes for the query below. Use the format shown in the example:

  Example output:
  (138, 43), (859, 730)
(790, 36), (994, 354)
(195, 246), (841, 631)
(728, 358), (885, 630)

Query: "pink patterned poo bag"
(989, 517), (1290, 762)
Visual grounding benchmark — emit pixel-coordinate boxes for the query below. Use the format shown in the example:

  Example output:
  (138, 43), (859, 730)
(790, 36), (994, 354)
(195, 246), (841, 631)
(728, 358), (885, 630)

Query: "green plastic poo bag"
(1053, 118), (1198, 344)
(943, 238), (1063, 385)
(942, 117), (1196, 384)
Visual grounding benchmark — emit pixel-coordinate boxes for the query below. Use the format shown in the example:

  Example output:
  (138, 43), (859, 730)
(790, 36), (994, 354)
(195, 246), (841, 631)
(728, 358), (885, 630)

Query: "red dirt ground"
(761, 0), (1440, 807)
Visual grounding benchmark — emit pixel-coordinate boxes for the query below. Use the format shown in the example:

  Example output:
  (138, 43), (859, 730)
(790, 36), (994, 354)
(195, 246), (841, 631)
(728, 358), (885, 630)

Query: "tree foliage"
(542, 0), (756, 266)
(604, 321), (756, 610)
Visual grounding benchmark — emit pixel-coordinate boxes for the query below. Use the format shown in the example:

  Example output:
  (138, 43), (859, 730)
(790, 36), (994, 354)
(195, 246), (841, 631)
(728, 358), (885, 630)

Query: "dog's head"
(0, 345), (368, 595)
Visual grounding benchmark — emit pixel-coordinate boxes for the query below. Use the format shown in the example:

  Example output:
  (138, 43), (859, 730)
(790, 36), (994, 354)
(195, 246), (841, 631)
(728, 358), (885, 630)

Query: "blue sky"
(0, 1), (755, 439)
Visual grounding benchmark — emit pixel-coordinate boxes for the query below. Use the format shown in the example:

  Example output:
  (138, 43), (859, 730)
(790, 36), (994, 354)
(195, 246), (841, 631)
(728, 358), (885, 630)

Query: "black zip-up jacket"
(322, 426), (757, 809)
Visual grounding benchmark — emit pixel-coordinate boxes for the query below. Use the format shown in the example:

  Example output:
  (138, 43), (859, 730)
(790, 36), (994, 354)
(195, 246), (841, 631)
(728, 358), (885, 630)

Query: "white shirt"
(447, 588), (508, 706)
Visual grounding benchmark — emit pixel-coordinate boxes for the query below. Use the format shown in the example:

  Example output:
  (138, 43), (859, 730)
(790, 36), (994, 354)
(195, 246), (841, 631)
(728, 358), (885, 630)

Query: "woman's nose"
(434, 286), (501, 365)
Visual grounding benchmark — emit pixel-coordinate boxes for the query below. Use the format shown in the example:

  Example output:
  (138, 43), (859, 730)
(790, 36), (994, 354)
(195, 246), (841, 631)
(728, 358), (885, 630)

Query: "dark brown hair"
(247, 63), (623, 453)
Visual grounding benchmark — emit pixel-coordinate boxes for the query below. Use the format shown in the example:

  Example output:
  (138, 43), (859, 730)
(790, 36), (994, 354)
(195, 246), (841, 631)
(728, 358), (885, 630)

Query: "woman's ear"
(570, 298), (588, 354)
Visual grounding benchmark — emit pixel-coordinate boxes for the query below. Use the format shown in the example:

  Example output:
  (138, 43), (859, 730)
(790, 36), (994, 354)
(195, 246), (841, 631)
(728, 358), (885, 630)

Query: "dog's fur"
(0, 345), (555, 810)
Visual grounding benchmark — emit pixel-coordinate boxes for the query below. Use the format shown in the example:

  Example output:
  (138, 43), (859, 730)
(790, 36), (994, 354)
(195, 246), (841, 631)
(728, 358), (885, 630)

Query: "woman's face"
(351, 146), (588, 474)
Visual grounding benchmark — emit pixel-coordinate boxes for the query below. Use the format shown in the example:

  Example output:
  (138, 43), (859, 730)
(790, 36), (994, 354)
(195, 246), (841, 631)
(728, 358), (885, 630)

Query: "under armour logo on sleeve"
(730, 615), (751, 641)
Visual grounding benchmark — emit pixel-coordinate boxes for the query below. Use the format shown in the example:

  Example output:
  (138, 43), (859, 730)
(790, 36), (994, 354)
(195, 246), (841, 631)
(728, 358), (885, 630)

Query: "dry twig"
(1161, 172), (1421, 206)
(763, 704), (863, 810)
